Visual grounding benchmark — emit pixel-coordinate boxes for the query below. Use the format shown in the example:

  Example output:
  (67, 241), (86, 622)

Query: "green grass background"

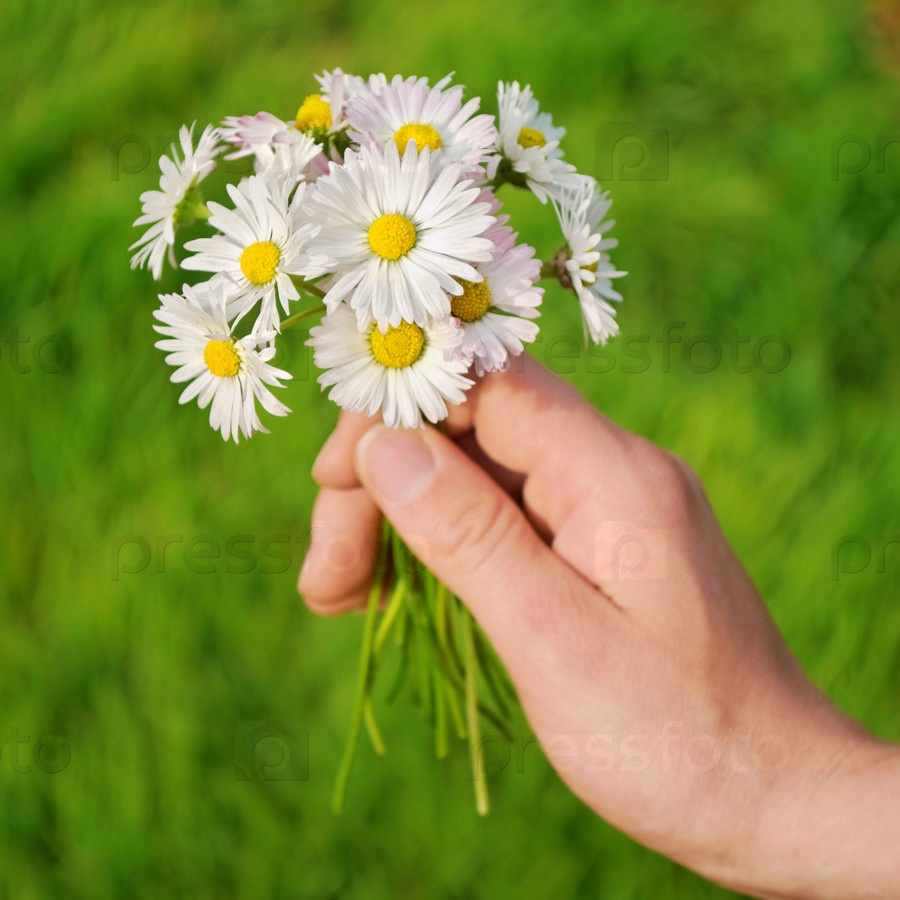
(2, 0), (899, 896)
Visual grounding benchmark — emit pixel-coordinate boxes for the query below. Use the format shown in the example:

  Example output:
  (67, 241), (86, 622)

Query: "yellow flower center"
(295, 94), (332, 132)
(393, 122), (443, 154)
(517, 127), (547, 149)
(585, 260), (599, 273)
(370, 321), (426, 369)
(239, 241), (281, 285)
(450, 278), (492, 322)
(203, 339), (241, 378)
(368, 214), (417, 261)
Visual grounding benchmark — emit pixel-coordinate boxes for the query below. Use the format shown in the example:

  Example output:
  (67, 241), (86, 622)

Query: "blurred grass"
(2, 0), (899, 896)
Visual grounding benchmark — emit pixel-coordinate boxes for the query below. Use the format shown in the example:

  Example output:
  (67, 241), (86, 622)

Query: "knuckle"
(437, 491), (521, 578)
(654, 450), (707, 519)
(662, 450), (702, 491)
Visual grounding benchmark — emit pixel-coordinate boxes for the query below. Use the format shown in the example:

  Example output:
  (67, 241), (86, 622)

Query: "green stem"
(431, 577), (463, 746)
(444, 680), (467, 739)
(540, 260), (559, 280)
(280, 304), (326, 331)
(409, 589), (512, 739)
(404, 587), (434, 721)
(364, 700), (386, 755)
(373, 581), (406, 660)
(288, 275), (328, 300)
(478, 629), (518, 705)
(441, 585), (467, 680)
(474, 630), (511, 720)
(434, 667), (448, 759)
(490, 157), (530, 193)
(173, 186), (210, 229)
(332, 578), (382, 814)
(385, 621), (411, 703)
(464, 610), (489, 816)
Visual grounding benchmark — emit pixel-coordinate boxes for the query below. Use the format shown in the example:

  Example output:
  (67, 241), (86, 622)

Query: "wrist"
(707, 715), (900, 899)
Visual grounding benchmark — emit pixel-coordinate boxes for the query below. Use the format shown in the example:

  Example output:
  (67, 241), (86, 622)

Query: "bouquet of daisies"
(131, 70), (625, 812)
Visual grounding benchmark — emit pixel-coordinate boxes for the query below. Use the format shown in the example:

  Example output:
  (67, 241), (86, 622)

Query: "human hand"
(299, 357), (900, 899)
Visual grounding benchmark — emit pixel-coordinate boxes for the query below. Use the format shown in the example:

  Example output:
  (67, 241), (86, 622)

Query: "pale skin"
(299, 357), (900, 899)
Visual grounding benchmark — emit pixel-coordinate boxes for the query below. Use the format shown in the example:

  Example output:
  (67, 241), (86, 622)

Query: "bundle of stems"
(332, 522), (518, 815)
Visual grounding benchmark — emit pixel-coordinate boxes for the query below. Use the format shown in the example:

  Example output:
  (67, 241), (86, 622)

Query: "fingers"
(298, 485), (381, 615)
(450, 356), (641, 537)
(353, 422), (614, 671)
(305, 355), (676, 616)
(452, 429), (527, 502)
(312, 410), (375, 489)
(315, 405), (527, 499)
(312, 355), (632, 536)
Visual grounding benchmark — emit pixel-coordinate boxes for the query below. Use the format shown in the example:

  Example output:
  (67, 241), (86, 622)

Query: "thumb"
(354, 423), (600, 665)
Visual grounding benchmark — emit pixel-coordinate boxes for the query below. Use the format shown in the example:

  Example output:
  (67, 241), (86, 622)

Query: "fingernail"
(358, 425), (436, 504)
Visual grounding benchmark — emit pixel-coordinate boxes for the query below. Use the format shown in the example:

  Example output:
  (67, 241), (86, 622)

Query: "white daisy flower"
(314, 67), (376, 131)
(153, 283), (292, 442)
(449, 211), (543, 375)
(553, 175), (627, 344)
(220, 111), (292, 163)
(221, 114), (330, 181)
(221, 76), (349, 158)
(222, 94), (333, 154)
(181, 175), (329, 338)
(262, 130), (329, 190)
(303, 141), (495, 330)
(130, 123), (221, 280)
(486, 81), (575, 203)
(308, 306), (472, 429)
(347, 73), (497, 174)
(271, 80), (379, 144)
